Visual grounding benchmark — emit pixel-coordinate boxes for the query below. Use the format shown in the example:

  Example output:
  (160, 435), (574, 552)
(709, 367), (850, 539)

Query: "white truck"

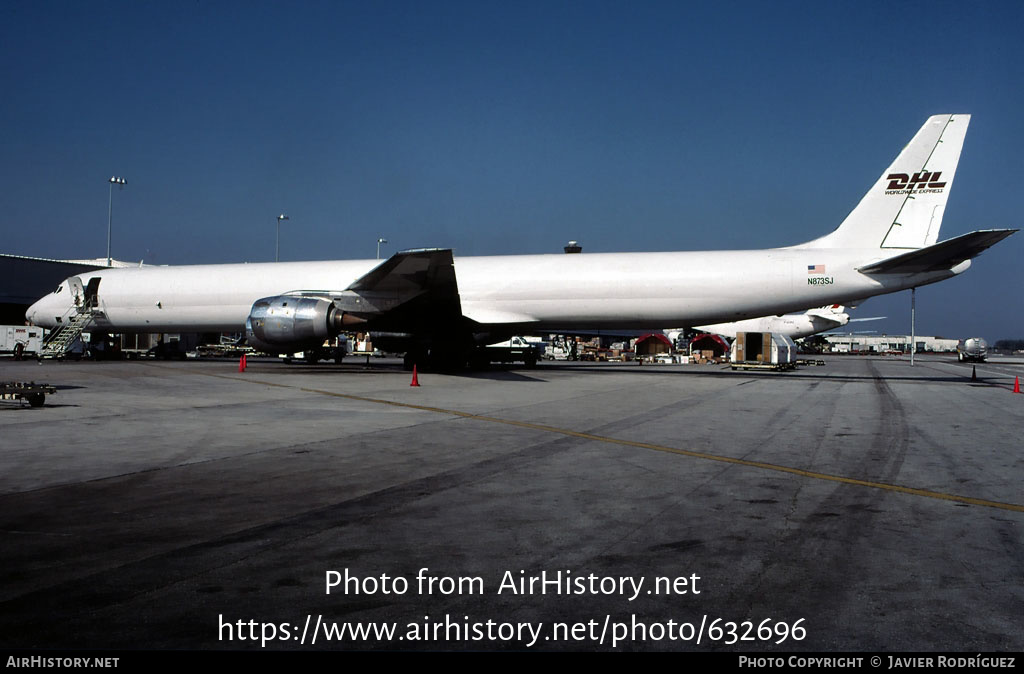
(476, 336), (542, 367)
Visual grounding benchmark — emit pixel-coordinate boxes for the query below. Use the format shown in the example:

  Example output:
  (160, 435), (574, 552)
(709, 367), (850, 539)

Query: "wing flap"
(461, 305), (540, 325)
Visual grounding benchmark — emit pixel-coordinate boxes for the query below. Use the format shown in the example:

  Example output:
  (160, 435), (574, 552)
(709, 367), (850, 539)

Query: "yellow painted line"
(195, 369), (1024, 514)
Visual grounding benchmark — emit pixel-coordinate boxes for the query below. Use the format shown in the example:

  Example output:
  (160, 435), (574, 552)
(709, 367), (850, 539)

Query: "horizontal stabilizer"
(857, 229), (1017, 274)
(815, 315), (847, 329)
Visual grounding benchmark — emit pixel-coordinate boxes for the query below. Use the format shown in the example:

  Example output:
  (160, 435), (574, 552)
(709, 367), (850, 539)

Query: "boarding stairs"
(38, 306), (95, 359)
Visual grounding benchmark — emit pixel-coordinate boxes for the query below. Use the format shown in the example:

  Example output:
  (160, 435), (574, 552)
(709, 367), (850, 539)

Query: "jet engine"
(245, 296), (347, 353)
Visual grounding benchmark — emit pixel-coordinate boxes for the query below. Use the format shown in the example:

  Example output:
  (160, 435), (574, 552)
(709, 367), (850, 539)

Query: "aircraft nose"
(26, 298), (42, 325)
(26, 294), (56, 328)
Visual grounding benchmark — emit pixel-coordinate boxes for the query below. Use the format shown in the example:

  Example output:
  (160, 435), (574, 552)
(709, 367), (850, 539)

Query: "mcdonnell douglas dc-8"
(27, 114), (1017, 368)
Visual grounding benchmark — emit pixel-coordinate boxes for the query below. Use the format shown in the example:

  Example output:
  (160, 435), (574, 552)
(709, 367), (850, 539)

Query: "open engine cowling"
(245, 296), (345, 353)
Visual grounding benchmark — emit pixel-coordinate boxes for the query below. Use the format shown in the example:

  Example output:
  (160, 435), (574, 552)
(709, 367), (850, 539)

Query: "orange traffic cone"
(239, 354), (247, 372)
(410, 364), (420, 387)
(1014, 376), (1020, 394)
(971, 366), (977, 381)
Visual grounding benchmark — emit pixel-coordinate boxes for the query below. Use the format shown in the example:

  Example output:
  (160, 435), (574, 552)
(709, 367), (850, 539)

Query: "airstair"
(38, 309), (94, 359)
(38, 277), (101, 359)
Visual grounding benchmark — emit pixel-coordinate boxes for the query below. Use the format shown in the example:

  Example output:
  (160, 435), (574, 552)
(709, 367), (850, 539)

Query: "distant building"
(823, 334), (959, 353)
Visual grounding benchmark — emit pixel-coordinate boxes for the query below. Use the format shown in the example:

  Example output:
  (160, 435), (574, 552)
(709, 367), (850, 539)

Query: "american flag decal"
(807, 264), (826, 274)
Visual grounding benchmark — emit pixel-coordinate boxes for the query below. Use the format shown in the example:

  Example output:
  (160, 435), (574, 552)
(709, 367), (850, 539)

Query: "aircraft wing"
(347, 247), (458, 295)
(345, 248), (462, 330)
(285, 248), (463, 330)
(858, 229), (1017, 274)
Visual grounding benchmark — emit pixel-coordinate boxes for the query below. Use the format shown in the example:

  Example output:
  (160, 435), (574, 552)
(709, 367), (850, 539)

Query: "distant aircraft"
(27, 114), (1016, 368)
(693, 305), (884, 340)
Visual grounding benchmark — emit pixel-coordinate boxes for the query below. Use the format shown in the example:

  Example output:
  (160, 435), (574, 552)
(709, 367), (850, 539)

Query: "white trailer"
(0, 325), (45, 357)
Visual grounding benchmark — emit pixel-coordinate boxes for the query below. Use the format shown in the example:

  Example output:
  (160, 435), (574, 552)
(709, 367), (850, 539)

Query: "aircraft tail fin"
(804, 304), (846, 319)
(800, 114), (970, 250)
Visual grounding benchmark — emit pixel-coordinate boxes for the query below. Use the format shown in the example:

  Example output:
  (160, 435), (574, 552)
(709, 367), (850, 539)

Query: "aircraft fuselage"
(27, 248), (961, 334)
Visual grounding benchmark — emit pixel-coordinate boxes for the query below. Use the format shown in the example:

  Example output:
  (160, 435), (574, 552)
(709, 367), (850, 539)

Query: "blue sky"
(2, 1), (1021, 340)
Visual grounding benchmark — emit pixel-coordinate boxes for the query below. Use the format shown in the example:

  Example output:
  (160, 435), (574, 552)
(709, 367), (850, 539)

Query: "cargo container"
(730, 332), (797, 370)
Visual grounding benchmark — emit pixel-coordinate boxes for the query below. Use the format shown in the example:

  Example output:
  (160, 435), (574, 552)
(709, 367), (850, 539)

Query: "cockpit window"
(55, 285), (63, 294)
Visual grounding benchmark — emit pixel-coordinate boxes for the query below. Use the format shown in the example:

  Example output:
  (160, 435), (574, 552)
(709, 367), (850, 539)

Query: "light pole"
(377, 237), (387, 260)
(107, 176), (127, 267)
(910, 287), (916, 366)
(276, 214), (289, 262)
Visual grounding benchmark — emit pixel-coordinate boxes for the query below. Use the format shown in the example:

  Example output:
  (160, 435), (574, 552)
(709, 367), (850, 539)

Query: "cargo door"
(84, 277), (101, 309)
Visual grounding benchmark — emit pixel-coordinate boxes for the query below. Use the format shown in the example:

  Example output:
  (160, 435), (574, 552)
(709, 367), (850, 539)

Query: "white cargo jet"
(693, 305), (885, 340)
(27, 114), (1016, 367)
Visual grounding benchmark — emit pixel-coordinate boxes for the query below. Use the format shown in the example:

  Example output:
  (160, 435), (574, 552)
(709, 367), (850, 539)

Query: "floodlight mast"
(106, 176), (127, 267)
(276, 214), (290, 262)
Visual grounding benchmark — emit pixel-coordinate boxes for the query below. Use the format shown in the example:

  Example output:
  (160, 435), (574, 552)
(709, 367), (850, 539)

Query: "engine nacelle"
(246, 296), (344, 353)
